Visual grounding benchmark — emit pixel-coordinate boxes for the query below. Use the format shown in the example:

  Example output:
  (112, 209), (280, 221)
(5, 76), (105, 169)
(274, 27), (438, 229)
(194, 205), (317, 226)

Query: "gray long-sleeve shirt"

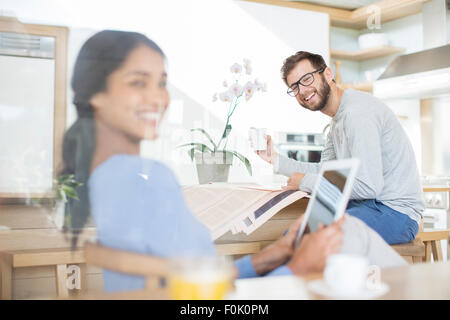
(274, 89), (424, 223)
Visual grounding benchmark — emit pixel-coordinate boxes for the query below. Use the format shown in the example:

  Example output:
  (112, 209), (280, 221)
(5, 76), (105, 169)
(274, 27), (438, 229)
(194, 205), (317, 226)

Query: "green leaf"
(62, 186), (79, 201)
(229, 150), (252, 176)
(190, 128), (218, 150)
(72, 181), (84, 188)
(221, 124), (232, 139)
(57, 174), (83, 188)
(187, 148), (196, 161)
(177, 143), (213, 153)
(58, 174), (74, 184)
(220, 150), (234, 165)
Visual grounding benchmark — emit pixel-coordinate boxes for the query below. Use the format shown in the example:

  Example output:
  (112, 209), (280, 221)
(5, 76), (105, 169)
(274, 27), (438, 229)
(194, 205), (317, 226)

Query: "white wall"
(1, 0), (330, 185)
(431, 95), (450, 175)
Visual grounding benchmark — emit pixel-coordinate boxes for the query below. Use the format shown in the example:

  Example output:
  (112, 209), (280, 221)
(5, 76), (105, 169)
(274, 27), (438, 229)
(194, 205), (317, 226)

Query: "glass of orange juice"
(168, 256), (235, 300)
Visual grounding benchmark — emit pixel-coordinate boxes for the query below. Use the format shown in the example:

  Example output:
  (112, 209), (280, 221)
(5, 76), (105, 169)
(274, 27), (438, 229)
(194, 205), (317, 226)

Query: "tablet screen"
(304, 168), (350, 233)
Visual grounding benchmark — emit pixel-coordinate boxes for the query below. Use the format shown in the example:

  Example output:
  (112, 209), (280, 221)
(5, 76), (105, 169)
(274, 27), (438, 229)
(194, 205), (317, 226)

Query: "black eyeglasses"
(286, 67), (325, 97)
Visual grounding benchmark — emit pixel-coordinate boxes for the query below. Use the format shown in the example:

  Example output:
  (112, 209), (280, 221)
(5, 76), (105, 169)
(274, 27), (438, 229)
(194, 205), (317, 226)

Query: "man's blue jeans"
(346, 199), (419, 245)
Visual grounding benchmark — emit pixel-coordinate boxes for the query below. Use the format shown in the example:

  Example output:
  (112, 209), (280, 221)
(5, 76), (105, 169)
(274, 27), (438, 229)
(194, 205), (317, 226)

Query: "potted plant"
(178, 59), (266, 184)
(33, 174), (82, 230)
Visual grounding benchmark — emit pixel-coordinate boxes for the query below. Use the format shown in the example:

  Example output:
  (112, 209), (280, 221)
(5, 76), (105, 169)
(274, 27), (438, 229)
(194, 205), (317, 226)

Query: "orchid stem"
(217, 94), (241, 150)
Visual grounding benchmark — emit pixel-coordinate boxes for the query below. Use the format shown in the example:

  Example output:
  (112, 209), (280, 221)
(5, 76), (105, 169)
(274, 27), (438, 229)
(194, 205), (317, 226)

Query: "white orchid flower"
(219, 90), (234, 102)
(243, 58), (251, 66)
(230, 63), (242, 74)
(244, 81), (255, 94)
(229, 83), (244, 97)
(244, 81), (255, 101)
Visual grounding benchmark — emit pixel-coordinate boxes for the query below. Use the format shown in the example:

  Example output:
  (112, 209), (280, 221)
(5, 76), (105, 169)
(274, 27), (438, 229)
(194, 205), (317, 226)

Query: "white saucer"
(226, 276), (309, 300)
(308, 280), (389, 300)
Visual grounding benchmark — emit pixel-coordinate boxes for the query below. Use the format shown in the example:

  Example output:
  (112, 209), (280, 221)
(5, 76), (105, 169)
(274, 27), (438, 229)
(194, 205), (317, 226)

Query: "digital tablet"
(294, 158), (360, 247)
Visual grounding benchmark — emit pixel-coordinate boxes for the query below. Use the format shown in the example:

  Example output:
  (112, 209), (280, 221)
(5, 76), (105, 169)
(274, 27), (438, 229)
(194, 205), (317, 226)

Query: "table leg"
(0, 255), (12, 300)
(431, 240), (443, 262)
(412, 256), (423, 264)
(424, 242), (432, 262)
(55, 264), (69, 298)
(78, 263), (87, 295)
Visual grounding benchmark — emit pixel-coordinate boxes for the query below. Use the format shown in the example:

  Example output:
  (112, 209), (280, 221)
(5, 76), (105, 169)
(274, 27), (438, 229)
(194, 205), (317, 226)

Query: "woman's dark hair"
(61, 30), (165, 248)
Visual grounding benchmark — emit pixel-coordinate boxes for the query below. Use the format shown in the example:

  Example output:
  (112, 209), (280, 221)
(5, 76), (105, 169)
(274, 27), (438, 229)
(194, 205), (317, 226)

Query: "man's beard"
(300, 78), (330, 112)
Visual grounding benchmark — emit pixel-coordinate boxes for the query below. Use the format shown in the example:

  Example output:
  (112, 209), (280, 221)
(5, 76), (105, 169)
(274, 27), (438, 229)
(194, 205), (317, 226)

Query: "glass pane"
(0, 54), (55, 194)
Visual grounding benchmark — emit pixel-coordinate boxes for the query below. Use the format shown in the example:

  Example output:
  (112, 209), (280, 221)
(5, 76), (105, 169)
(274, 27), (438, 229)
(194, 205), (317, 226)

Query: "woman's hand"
(250, 214), (305, 275)
(287, 215), (345, 275)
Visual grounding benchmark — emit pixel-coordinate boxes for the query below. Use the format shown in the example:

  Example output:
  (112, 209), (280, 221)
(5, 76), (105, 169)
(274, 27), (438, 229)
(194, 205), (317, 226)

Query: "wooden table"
(305, 262), (450, 300)
(71, 262), (450, 300)
(379, 262), (450, 299)
(0, 198), (308, 299)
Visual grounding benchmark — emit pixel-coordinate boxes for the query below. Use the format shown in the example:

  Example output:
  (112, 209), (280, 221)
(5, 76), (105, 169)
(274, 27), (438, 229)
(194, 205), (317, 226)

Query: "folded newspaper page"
(182, 183), (308, 240)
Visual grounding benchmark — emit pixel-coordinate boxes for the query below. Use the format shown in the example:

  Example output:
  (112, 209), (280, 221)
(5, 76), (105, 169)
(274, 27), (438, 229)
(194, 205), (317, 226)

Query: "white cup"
(324, 254), (369, 295)
(248, 128), (267, 151)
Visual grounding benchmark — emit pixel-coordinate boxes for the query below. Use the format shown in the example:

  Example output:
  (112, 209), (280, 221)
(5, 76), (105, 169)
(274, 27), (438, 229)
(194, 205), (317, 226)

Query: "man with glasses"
(254, 51), (424, 245)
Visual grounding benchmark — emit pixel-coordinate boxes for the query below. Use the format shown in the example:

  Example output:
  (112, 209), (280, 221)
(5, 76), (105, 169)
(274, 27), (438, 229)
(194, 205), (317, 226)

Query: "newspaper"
(182, 183), (308, 240)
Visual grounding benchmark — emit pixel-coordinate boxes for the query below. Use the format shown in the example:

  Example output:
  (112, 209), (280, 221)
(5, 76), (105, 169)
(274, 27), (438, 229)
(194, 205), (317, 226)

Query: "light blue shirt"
(89, 155), (291, 292)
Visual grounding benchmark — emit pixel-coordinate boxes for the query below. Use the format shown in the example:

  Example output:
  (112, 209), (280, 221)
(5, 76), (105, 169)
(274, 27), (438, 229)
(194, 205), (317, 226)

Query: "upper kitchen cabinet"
(0, 17), (68, 198)
(242, 0), (430, 92)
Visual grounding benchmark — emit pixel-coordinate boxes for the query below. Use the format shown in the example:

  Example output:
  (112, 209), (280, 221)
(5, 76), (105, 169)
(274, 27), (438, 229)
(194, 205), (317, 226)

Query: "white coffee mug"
(324, 254), (369, 295)
(248, 128), (267, 151)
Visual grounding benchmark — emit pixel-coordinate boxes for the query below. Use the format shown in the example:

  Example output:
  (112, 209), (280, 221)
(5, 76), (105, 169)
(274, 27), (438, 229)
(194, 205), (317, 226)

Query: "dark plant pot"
(194, 152), (233, 184)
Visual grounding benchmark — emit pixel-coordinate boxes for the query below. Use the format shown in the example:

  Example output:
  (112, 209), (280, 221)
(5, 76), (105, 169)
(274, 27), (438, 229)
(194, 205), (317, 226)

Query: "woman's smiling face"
(90, 44), (169, 141)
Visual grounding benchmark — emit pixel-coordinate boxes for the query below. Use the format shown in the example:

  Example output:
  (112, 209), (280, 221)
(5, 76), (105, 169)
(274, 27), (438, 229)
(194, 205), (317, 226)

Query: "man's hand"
(282, 172), (306, 191)
(250, 134), (279, 165)
(250, 214), (305, 275)
(287, 215), (345, 276)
